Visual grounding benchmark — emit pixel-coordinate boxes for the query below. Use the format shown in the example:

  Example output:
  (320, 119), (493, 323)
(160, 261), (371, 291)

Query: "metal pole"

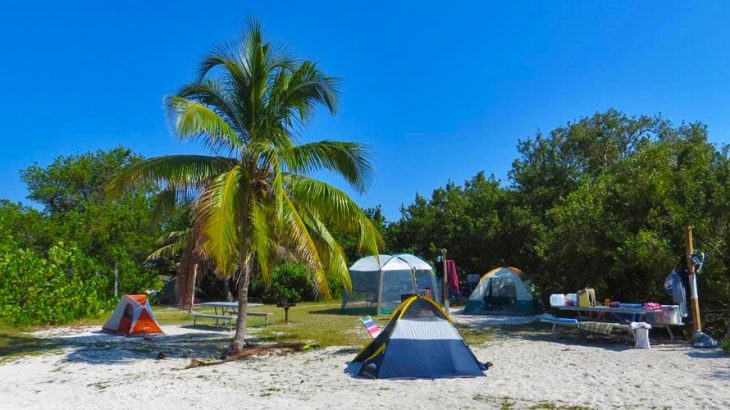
(411, 267), (418, 295)
(377, 265), (384, 315)
(684, 226), (702, 332)
(114, 264), (118, 298)
(190, 263), (198, 313)
(441, 249), (449, 311)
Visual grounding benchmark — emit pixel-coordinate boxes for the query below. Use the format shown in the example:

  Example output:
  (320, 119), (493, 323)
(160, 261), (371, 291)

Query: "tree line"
(383, 109), (730, 334)
(1, 109), (728, 335)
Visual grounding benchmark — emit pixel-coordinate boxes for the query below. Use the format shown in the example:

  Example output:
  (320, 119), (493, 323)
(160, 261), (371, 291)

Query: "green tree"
(390, 110), (730, 335)
(389, 172), (538, 276)
(109, 20), (381, 352)
(512, 111), (730, 326)
(510, 109), (667, 214)
(18, 148), (164, 296)
(0, 200), (47, 250)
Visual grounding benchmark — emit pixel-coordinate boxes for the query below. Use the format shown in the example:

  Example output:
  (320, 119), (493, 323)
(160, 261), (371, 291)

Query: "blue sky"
(1, 1), (729, 220)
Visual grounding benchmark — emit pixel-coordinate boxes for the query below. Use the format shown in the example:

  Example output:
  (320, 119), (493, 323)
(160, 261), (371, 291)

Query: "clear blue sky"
(2, 1), (730, 220)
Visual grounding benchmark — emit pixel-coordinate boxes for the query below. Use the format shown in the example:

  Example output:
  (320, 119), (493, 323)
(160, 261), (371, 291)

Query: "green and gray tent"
(352, 296), (487, 379)
(463, 266), (540, 315)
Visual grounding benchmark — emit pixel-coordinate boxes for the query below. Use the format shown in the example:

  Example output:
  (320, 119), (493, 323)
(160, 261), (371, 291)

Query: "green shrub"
(259, 262), (314, 303)
(326, 272), (345, 300)
(250, 262), (350, 303)
(0, 238), (113, 325)
(721, 338), (730, 355)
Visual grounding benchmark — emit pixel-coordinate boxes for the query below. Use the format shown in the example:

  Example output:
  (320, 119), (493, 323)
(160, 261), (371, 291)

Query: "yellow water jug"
(577, 288), (596, 307)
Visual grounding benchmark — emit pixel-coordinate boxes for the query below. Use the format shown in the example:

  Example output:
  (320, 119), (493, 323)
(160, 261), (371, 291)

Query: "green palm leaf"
(193, 165), (243, 276)
(106, 155), (237, 198)
(167, 96), (243, 153)
(281, 141), (373, 193)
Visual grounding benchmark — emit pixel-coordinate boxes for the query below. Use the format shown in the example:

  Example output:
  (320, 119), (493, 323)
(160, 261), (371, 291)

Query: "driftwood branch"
(175, 342), (308, 370)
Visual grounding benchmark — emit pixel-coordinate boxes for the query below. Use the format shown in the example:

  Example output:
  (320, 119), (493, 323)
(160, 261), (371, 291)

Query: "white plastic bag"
(631, 322), (652, 349)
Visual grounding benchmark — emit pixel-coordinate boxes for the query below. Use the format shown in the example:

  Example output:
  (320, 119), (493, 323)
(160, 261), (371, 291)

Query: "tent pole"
(684, 226), (702, 332)
(377, 264), (384, 315)
(411, 267), (418, 296)
(441, 249), (449, 311)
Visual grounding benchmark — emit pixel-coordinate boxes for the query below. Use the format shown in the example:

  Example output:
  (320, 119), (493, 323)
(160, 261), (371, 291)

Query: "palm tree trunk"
(230, 263), (251, 353)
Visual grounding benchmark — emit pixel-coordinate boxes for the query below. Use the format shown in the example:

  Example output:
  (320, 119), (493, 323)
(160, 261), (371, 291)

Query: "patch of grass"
(473, 395), (591, 410)
(474, 393), (515, 408)
(457, 324), (491, 346)
(473, 393), (489, 402)
(500, 400), (516, 410)
(248, 302), (377, 347)
(531, 403), (559, 409)
(529, 403), (591, 410)
(87, 381), (110, 391)
(260, 386), (281, 397)
(720, 338), (730, 355)
(152, 306), (199, 324)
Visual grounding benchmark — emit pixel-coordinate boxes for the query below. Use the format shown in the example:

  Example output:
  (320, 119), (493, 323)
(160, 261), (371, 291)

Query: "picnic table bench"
(191, 302), (272, 327)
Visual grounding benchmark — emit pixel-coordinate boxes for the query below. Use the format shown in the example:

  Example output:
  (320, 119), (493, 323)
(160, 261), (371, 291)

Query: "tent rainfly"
(343, 254), (440, 315)
(352, 296), (488, 379)
(463, 266), (540, 315)
(102, 294), (164, 336)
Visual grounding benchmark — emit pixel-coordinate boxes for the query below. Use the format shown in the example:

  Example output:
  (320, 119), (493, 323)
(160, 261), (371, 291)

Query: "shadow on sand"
(473, 322), (641, 351)
(685, 349), (727, 359)
(60, 331), (231, 364)
(343, 360), (364, 378)
(2, 324), (301, 366)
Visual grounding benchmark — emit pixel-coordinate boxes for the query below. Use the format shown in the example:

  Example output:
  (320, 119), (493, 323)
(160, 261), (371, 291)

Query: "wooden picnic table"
(192, 301), (271, 327)
(197, 301), (263, 315)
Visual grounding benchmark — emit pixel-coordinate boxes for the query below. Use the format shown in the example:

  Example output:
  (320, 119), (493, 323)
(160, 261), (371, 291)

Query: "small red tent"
(102, 294), (164, 336)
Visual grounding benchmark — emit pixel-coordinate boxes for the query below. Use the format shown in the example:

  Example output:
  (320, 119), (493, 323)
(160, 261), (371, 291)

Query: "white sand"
(1, 325), (728, 409)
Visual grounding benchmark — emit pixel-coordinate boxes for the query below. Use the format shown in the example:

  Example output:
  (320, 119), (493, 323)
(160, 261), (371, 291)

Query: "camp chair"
(360, 315), (381, 338)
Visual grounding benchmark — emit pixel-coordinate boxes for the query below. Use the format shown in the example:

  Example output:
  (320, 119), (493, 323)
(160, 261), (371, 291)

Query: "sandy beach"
(0, 324), (728, 410)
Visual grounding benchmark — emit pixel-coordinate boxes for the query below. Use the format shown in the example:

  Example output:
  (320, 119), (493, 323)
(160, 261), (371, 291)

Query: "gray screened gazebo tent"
(342, 254), (441, 315)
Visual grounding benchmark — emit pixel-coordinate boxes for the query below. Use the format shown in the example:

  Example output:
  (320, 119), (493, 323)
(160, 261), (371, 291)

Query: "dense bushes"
(0, 148), (168, 325)
(0, 238), (112, 325)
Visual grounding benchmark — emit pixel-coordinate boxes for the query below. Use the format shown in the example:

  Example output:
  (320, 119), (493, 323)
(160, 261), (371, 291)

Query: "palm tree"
(108, 19), (382, 352)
